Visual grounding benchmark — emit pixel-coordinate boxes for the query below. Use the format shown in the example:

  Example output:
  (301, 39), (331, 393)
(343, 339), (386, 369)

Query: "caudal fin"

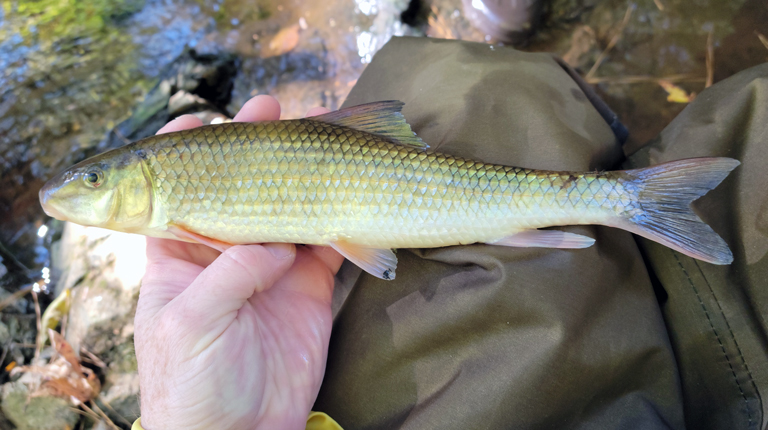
(619, 157), (740, 264)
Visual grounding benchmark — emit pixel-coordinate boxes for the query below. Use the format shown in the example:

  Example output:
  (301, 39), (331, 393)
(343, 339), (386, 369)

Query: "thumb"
(175, 243), (296, 328)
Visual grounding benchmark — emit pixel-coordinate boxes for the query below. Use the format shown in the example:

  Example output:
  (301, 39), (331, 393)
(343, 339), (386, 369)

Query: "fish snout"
(39, 180), (65, 220)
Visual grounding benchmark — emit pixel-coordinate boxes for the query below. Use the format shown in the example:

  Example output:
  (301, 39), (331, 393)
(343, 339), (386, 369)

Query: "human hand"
(134, 96), (345, 430)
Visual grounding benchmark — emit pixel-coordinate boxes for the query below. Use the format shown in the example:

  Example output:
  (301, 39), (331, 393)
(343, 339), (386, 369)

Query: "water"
(0, 0), (419, 288)
(0, 0), (765, 289)
(529, 0), (767, 151)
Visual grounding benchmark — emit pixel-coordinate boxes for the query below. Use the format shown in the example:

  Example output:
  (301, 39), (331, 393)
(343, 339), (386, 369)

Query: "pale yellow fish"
(39, 101), (738, 280)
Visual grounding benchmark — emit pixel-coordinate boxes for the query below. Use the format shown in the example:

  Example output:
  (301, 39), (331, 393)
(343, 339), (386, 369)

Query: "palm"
(236, 247), (338, 427)
(136, 240), (342, 429)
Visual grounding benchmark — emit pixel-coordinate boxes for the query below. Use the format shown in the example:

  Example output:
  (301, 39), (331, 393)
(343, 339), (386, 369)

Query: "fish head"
(39, 147), (153, 232)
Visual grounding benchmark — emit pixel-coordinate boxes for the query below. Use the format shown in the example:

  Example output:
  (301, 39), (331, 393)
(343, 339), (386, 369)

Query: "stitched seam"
(673, 253), (752, 428)
(694, 259), (761, 430)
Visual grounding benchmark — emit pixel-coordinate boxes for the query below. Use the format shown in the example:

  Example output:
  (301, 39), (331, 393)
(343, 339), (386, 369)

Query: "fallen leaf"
(44, 377), (93, 403)
(658, 80), (696, 103)
(43, 369), (100, 404)
(49, 329), (82, 374)
(262, 24), (300, 58)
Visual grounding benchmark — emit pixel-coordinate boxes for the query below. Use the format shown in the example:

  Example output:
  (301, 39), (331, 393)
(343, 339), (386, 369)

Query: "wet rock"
(0, 313), (37, 370)
(53, 223), (146, 356)
(100, 49), (238, 153)
(96, 341), (140, 423)
(0, 320), (10, 346)
(1, 381), (79, 430)
(0, 287), (28, 315)
(98, 371), (140, 424)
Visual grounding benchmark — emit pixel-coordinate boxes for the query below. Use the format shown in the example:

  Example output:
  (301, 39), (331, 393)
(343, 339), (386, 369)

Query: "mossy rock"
(1, 382), (79, 430)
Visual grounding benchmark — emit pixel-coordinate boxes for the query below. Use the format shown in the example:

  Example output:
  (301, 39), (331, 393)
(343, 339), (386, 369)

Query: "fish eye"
(83, 169), (104, 187)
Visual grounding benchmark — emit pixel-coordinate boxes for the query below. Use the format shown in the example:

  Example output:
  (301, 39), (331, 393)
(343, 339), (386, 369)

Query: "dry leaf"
(658, 80), (696, 103)
(15, 357), (100, 404)
(44, 376), (94, 403)
(12, 330), (102, 405)
(49, 329), (82, 374)
(262, 24), (300, 58)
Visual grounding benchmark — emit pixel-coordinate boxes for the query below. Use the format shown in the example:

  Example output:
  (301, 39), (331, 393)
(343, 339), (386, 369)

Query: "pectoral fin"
(168, 224), (234, 252)
(487, 230), (595, 249)
(330, 241), (398, 280)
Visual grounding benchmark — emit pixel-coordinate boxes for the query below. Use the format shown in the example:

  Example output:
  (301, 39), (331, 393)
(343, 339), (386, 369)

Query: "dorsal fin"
(312, 101), (428, 149)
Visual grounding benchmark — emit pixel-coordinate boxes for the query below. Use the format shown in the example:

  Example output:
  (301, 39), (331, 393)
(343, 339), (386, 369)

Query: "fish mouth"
(39, 180), (65, 220)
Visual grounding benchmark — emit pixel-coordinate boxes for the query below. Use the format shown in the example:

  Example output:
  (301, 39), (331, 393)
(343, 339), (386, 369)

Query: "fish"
(39, 101), (739, 280)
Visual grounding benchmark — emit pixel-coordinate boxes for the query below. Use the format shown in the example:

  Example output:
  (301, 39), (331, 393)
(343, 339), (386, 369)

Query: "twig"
(705, 30), (714, 88)
(586, 74), (704, 84)
(0, 343), (8, 368)
(87, 401), (122, 430)
(71, 404), (109, 429)
(32, 290), (42, 362)
(653, 0), (665, 10)
(112, 127), (131, 146)
(757, 32), (768, 51)
(80, 347), (107, 368)
(11, 343), (37, 348)
(98, 397), (133, 427)
(586, 4), (635, 80)
(0, 284), (34, 312)
(0, 240), (32, 277)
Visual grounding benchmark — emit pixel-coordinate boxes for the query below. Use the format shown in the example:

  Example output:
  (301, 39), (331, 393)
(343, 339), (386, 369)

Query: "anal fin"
(487, 230), (595, 249)
(168, 224), (234, 253)
(330, 241), (398, 280)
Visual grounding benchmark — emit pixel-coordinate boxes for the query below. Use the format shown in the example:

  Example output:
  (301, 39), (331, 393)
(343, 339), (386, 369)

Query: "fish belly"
(144, 120), (637, 247)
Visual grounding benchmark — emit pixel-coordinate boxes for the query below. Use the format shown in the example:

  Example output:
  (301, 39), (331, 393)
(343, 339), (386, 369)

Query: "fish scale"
(141, 120), (632, 248)
(40, 100), (739, 280)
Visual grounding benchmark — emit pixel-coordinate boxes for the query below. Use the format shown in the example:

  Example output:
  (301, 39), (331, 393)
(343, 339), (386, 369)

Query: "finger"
(176, 243), (297, 324)
(140, 258), (203, 313)
(156, 114), (203, 134)
(267, 247), (337, 305)
(305, 107), (331, 117)
(146, 237), (221, 268)
(233, 95), (281, 122)
(139, 238), (219, 316)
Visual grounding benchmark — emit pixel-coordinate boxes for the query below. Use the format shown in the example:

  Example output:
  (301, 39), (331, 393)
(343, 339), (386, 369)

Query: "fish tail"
(617, 157), (740, 264)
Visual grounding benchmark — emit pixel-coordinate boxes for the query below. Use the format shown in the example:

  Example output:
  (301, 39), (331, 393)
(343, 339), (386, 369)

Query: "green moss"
(1, 382), (79, 430)
(107, 340), (138, 374)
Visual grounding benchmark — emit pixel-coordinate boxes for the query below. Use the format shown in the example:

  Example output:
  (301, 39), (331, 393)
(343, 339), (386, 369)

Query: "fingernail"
(265, 243), (294, 259)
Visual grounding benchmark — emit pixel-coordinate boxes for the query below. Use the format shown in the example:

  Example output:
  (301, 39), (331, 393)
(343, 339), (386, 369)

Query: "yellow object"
(658, 79), (696, 103)
(37, 288), (71, 347)
(40, 101), (739, 276)
(131, 412), (342, 430)
(306, 411), (344, 430)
